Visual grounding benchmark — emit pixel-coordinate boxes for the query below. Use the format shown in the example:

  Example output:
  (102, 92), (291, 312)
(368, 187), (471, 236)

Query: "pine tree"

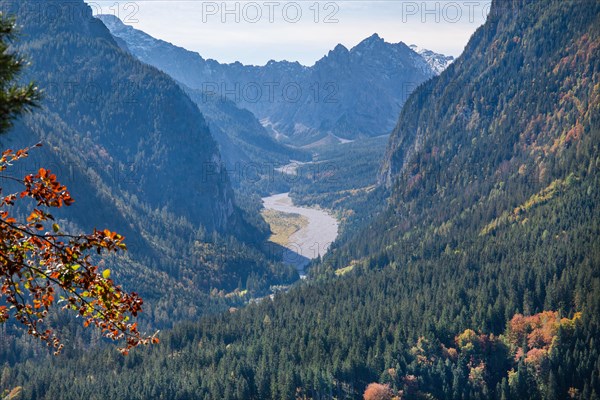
(0, 12), (39, 133)
(547, 371), (560, 400)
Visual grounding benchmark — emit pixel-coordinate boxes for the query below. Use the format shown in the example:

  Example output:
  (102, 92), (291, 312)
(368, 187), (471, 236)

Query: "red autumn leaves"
(0, 145), (157, 354)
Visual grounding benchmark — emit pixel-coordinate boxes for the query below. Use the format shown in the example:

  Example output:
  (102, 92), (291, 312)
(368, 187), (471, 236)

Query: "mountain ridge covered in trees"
(0, 0), (298, 333)
(1, 0), (599, 398)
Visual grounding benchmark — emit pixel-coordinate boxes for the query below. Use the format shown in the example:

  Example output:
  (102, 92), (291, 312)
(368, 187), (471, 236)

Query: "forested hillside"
(0, 0), (297, 333)
(182, 85), (308, 174)
(1, 0), (599, 399)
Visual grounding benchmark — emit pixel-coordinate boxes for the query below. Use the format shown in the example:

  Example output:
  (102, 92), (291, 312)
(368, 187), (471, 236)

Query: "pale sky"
(86, 1), (492, 66)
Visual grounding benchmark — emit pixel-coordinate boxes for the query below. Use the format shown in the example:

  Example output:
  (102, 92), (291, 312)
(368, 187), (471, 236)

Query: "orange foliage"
(442, 345), (458, 361)
(507, 311), (581, 364)
(565, 122), (583, 143)
(0, 146), (157, 354)
(524, 347), (548, 367)
(363, 383), (394, 400)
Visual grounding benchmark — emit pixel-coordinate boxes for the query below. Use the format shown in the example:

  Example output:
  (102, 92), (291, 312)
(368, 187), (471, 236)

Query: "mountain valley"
(0, 0), (598, 399)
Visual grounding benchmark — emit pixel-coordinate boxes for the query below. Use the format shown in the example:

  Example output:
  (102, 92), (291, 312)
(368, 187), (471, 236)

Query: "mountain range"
(1, 0), (599, 398)
(98, 15), (450, 145)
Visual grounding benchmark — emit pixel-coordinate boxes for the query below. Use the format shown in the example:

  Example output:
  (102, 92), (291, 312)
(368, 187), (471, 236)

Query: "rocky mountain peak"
(409, 44), (455, 74)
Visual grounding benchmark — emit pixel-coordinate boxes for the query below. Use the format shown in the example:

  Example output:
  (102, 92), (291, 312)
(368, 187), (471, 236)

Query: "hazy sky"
(86, 1), (492, 66)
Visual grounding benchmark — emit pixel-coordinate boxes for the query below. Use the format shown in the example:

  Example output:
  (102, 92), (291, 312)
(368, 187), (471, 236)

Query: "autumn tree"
(0, 12), (155, 354)
(363, 383), (395, 400)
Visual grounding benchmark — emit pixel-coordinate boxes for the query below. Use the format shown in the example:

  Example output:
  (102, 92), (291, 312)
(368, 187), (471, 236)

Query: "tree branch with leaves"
(0, 12), (156, 354)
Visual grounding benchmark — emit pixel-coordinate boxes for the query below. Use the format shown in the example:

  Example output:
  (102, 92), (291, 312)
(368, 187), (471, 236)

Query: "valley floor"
(262, 192), (339, 274)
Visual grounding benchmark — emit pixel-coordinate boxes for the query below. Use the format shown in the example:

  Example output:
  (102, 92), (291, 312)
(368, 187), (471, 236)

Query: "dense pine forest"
(1, 0), (599, 399)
